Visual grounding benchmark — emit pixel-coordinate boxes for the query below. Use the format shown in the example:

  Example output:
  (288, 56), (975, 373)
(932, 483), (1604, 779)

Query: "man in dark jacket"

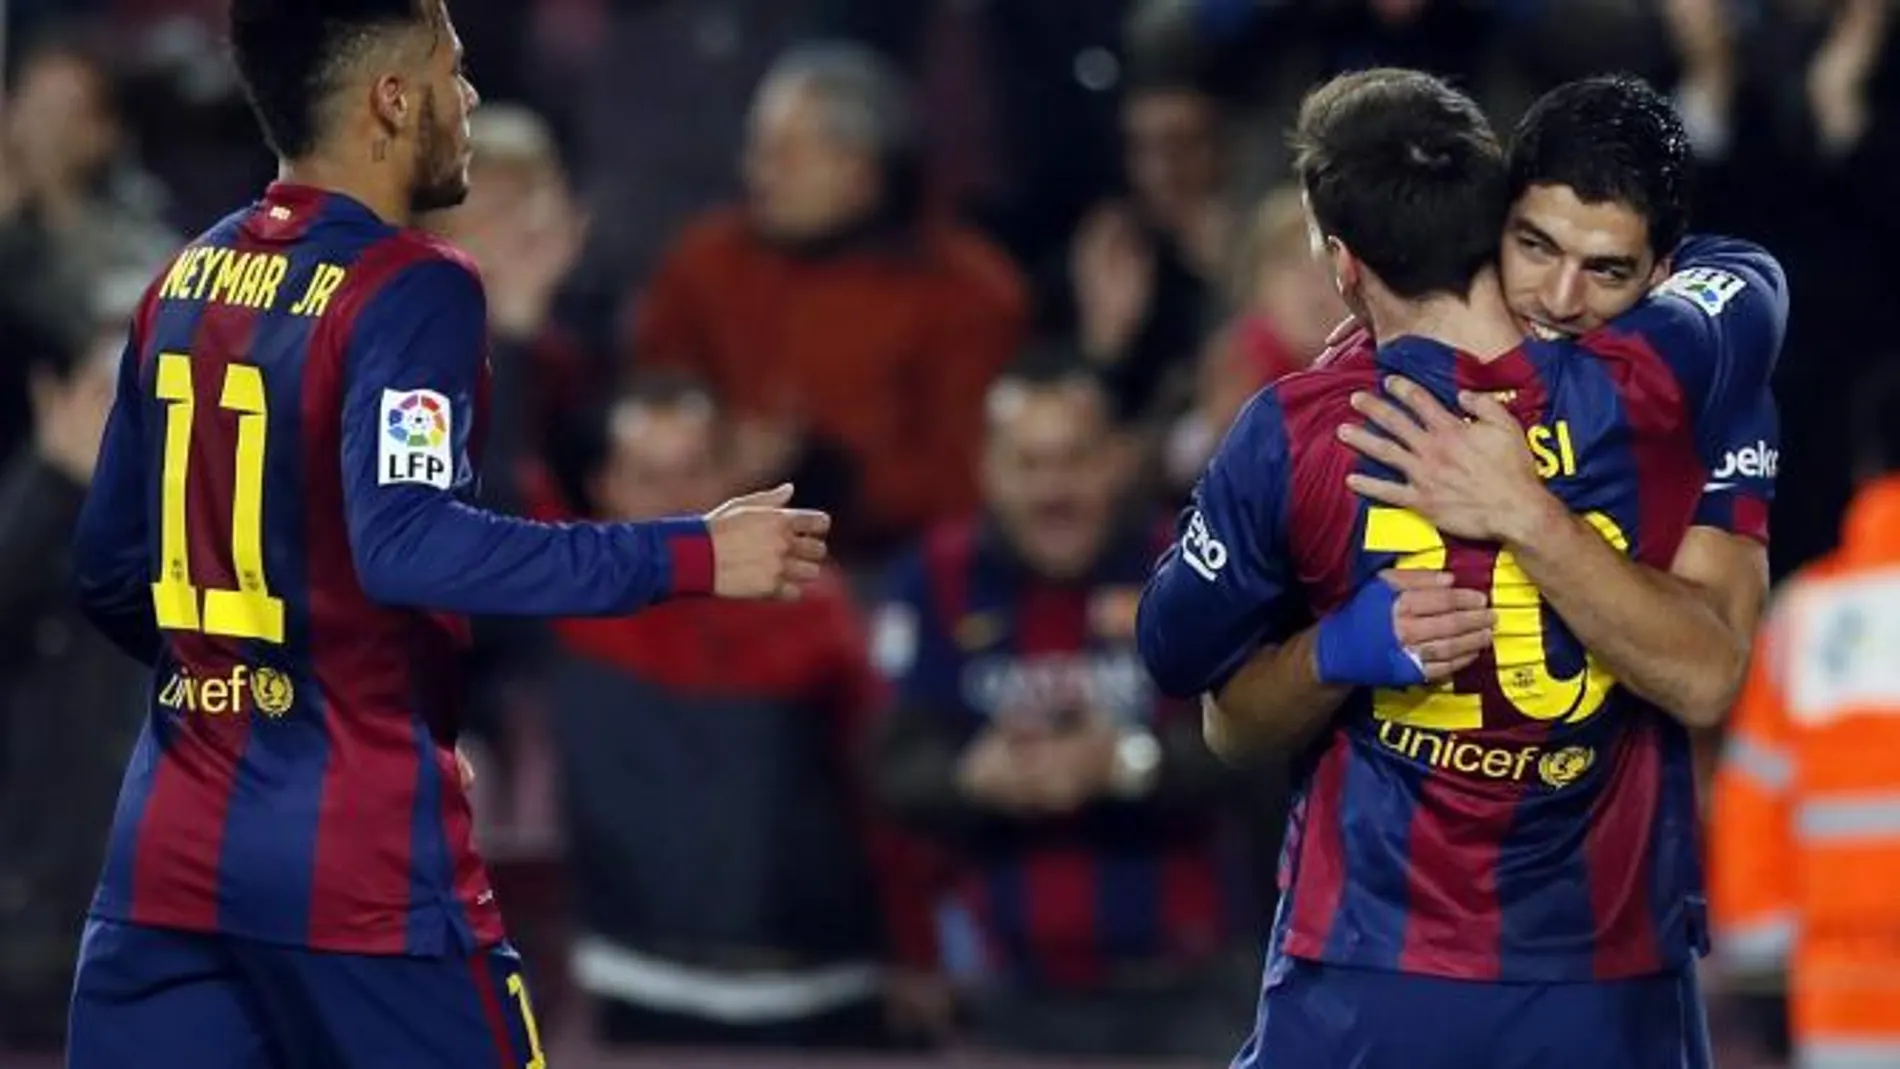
(0, 287), (149, 1049)
(545, 375), (943, 1049)
(870, 354), (1259, 1059)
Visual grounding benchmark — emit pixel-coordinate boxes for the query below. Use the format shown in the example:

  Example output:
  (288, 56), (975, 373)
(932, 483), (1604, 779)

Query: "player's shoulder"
(1247, 343), (1373, 440)
(341, 230), (486, 315)
(371, 229), (482, 285)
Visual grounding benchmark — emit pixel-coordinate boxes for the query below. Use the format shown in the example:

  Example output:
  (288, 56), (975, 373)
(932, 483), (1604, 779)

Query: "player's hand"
(1384, 569), (1494, 680)
(1339, 376), (1547, 542)
(704, 483), (831, 600)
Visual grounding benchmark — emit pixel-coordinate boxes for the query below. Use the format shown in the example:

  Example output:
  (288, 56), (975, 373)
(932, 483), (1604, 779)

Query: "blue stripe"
(1324, 357), (1430, 972)
(1648, 718), (1706, 958)
(216, 291), (326, 940)
(92, 716), (161, 918)
(1094, 850), (1160, 961)
(407, 709), (461, 954)
(1325, 714), (1416, 970)
(1494, 345), (1636, 976)
(983, 861), (1031, 981)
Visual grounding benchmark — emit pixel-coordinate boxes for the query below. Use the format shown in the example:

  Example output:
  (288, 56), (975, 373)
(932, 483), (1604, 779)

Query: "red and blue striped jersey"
(1138, 236), (1786, 981)
(72, 183), (715, 956)
(877, 519), (1243, 987)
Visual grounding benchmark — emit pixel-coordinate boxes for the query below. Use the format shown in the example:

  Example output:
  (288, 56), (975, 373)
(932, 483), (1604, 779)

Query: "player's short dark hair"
(1852, 364), (1900, 479)
(1509, 74), (1692, 260)
(227, 0), (435, 160)
(1290, 68), (1507, 300)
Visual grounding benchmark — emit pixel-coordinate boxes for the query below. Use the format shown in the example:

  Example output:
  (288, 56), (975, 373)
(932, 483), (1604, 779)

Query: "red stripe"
(1389, 355), (1548, 978)
(1587, 719), (1664, 975)
(1281, 733), (1350, 958)
(1015, 582), (1104, 984)
(1278, 362), (1378, 609)
(1730, 494), (1771, 545)
(130, 237), (268, 932)
(301, 234), (449, 951)
(1157, 846), (1224, 960)
(1021, 848), (1103, 986)
(921, 520), (977, 624)
(467, 953), (521, 1069)
(667, 529), (716, 595)
(1583, 331), (1698, 976)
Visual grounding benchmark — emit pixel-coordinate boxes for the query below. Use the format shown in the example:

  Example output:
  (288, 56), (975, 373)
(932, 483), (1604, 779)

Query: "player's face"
(408, 16), (479, 214)
(981, 383), (1125, 581)
(1501, 183), (1667, 338)
(593, 403), (727, 520)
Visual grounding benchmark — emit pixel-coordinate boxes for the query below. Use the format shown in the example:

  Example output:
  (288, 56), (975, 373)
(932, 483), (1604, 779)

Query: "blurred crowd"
(2, 0), (1894, 1063)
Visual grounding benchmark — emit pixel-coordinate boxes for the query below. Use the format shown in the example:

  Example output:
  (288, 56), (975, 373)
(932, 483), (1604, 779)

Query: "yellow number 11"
(150, 352), (284, 643)
(505, 973), (548, 1069)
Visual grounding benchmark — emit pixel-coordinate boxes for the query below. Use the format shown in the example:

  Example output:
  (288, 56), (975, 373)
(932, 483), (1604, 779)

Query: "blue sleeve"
(73, 338), (160, 664)
(1137, 389), (1297, 698)
(342, 258), (714, 614)
(1607, 235), (1787, 535)
(869, 551), (965, 713)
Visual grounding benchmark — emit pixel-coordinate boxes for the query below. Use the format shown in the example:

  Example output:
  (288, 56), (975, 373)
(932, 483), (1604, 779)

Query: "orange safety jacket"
(1710, 474), (1900, 1069)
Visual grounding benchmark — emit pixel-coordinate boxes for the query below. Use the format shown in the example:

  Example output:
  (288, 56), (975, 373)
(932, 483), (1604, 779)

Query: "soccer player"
(65, 1), (829, 1066)
(1204, 76), (1779, 760)
(1137, 69), (1785, 1067)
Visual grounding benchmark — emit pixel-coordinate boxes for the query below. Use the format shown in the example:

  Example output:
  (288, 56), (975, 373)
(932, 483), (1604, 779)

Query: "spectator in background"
(871, 355), (1254, 1060)
(630, 42), (1027, 562)
(1051, 69), (1231, 425)
(422, 104), (592, 781)
(0, 29), (176, 460)
(0, 275), (150, 1050)
(425, 103), (590, 516)
(546, 376), (946, 1051)
(1165, 184), (1347, 493)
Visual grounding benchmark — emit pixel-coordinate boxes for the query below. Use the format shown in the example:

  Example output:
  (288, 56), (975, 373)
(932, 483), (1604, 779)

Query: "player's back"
(87, 184), (501, 955)
(1264, 333), (1710, 982)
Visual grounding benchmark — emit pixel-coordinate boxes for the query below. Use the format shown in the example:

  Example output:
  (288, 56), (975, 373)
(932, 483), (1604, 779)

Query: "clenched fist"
(1384, 568), (1493, 681)
(704, 483), (832, 600)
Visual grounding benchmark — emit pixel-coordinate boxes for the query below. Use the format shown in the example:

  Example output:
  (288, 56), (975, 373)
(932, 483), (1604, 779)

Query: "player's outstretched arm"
(342, 257), (827, 615)
(72, 334), (160, 664)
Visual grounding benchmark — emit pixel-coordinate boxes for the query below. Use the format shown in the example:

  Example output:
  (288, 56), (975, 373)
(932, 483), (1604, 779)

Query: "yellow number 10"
(1364, 506), (1627, 732)
(151, 352), (284, 643)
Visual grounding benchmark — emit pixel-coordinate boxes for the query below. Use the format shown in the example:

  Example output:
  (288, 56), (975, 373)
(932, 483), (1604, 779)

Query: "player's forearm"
(351, 496), (715, 616)
(1500, 496), (1746, 728)
(1205, 625), (1349, 760)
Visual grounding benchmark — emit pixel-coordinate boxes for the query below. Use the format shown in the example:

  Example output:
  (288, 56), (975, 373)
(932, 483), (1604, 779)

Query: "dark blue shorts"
(1237, 955), (1712, 1069)
(68, 918), (546, 1069)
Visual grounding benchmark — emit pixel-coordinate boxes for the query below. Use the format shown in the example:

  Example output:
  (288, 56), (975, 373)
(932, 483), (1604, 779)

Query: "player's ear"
(1645, 254), (1671, 289)
(1326, 236), (1361, 297)
(369, 73), (409, 139)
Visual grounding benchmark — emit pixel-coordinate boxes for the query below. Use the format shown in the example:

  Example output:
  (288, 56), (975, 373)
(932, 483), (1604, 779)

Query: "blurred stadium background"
(1, 0), (1881, 1064)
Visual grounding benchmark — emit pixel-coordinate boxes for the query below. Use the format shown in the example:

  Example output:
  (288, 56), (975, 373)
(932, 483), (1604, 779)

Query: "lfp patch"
(379, 388), (453, 488)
